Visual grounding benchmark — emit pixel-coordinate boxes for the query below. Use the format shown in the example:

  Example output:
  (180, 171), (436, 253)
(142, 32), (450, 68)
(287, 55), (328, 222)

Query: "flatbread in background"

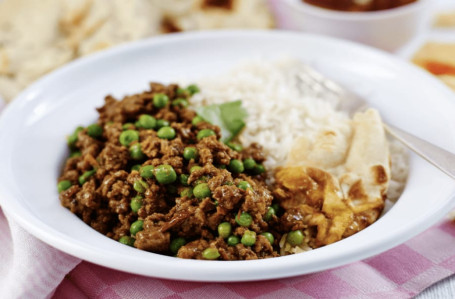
(412, 42), (455, 92)
(434, 11), (455, 28)
(0, 0), (274, 102)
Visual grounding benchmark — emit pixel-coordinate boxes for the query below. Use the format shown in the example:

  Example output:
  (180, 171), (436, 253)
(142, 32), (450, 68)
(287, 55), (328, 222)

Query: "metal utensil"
(296, 65), (455, 180)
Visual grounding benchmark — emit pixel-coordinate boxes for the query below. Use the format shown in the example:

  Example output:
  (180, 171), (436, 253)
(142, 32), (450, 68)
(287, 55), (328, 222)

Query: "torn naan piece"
(0, 0), (274, 102)
(340, 109), (390, 237)
(286, 126), (351, 170)
(275, 109), (391, 248)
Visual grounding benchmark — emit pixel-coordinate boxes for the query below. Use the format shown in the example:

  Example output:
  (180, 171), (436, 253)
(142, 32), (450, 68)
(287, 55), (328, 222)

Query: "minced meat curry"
(58, 82), (391, 260)
(58, 82), (286, 260)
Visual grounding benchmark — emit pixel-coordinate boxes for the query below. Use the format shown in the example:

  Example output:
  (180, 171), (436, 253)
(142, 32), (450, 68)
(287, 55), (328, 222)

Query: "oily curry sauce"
(303, 0), (417, 12)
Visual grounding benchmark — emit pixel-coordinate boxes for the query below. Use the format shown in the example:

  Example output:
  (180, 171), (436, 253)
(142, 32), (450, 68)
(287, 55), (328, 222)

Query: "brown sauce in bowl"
(302, 0), (418, 12)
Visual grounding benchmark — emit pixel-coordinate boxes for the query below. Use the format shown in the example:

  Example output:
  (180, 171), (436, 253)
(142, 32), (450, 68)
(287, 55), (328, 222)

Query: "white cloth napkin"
(0, 210), (80, 299)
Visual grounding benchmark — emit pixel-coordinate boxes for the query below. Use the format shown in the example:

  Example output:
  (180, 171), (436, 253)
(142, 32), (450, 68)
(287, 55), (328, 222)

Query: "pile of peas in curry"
(56, 83), (311, 260)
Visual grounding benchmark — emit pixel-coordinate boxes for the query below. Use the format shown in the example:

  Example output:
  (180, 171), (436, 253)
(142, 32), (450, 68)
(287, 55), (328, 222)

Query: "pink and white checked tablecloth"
(3, 203), (455, 299)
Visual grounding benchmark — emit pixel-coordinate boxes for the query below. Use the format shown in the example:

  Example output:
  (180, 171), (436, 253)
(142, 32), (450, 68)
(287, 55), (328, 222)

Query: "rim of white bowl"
(283, 0), (430, 21)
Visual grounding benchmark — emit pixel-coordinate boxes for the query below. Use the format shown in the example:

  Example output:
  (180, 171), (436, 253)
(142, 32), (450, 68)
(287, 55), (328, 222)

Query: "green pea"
(67, 134), (77, 147)
(193, 183), (211, 199)
(287, 230), (304, 246)
(176, 87), (186, 96)
(180, 174), (189, 186)
(154, 165), (177, 184)
(157, 126), (176, 140)
(243, 158), (256, 170)
(190, 165), (201, 173)
(253, 164), (266, 175)
(79, 169), (96, 185)
(133, 179), (149, 193)
(170, 237), (186, 254)
(119, 236), (135, 247)
(235, 212), (252, 227)
(187, 84), (200, 95)
(237, 181), (251, 191)
(131, 164), (142, 172)
(183, 147), (198, 160)
(228, 159), (244, 174)
(227, 235), (239, 246)
(197, 129), (215, 140)
(69, 151), (81, 158)
(217, 222), (232, 239)
(122, 123), (135, 130)
(138, 114), (157, 129)
(180, 187), (193, 198)
(156, 119), (169, 129)
(202, 248), (220, 260)
(153, 93), (169, 108)
(172, 98), (189, 108)
(119, 130), (139, 147)
(87, 124), (103, 138)
(214, 200), (219, 207)
(227, 142), (243, 152)
(58, 180), (72, 193)
(130, 220), (144, 235)
(67, 126), (84, 147)
(271, 203), (280, 213)
(192, 116), (204, 126)
(129, 143), (145, 160)
(130, 195), (143, 213)
(139, 165), (154, 178)
(241, 230), (256, 247)
(264, 207), (275, 221)
(261, 232), (274, 245)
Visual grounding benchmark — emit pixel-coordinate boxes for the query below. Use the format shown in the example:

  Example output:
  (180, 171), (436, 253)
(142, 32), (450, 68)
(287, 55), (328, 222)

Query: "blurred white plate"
(0, 31), (455, 281)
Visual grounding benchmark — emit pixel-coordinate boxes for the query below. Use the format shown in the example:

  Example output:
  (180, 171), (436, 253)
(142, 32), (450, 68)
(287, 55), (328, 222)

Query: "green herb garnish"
(196, 100), (247, 142)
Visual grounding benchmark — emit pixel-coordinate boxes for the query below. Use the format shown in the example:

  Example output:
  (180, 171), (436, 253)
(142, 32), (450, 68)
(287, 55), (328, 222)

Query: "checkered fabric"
(48, 219), (455, 299)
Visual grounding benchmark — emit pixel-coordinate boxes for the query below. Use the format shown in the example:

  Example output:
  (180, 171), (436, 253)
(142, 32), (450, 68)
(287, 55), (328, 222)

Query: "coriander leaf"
(196, 100), (247, 143)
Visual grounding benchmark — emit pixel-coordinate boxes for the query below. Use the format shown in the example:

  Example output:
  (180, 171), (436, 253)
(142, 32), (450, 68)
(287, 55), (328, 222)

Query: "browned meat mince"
(58, 82), (282, 260)
(241, 143), (266, 164)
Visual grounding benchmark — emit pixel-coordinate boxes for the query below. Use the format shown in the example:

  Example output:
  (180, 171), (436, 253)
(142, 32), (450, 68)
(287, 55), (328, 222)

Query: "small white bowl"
(274, 0), (432, 52)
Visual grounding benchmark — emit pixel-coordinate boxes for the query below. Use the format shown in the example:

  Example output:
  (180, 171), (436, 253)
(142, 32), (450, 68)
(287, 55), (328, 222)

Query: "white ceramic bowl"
(274, 0), (432, 52)
(0, 31), (455, 282)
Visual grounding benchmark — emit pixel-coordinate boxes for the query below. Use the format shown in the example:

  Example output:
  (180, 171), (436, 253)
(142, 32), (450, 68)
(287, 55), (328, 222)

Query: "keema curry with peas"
(58, 82), (282, 260)
(57, 76), (395, 260)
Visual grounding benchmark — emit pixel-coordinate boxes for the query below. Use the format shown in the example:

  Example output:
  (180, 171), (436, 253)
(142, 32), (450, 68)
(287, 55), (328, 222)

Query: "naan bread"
(287, 127), (351, 170)
(0, 0), (274, 102)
